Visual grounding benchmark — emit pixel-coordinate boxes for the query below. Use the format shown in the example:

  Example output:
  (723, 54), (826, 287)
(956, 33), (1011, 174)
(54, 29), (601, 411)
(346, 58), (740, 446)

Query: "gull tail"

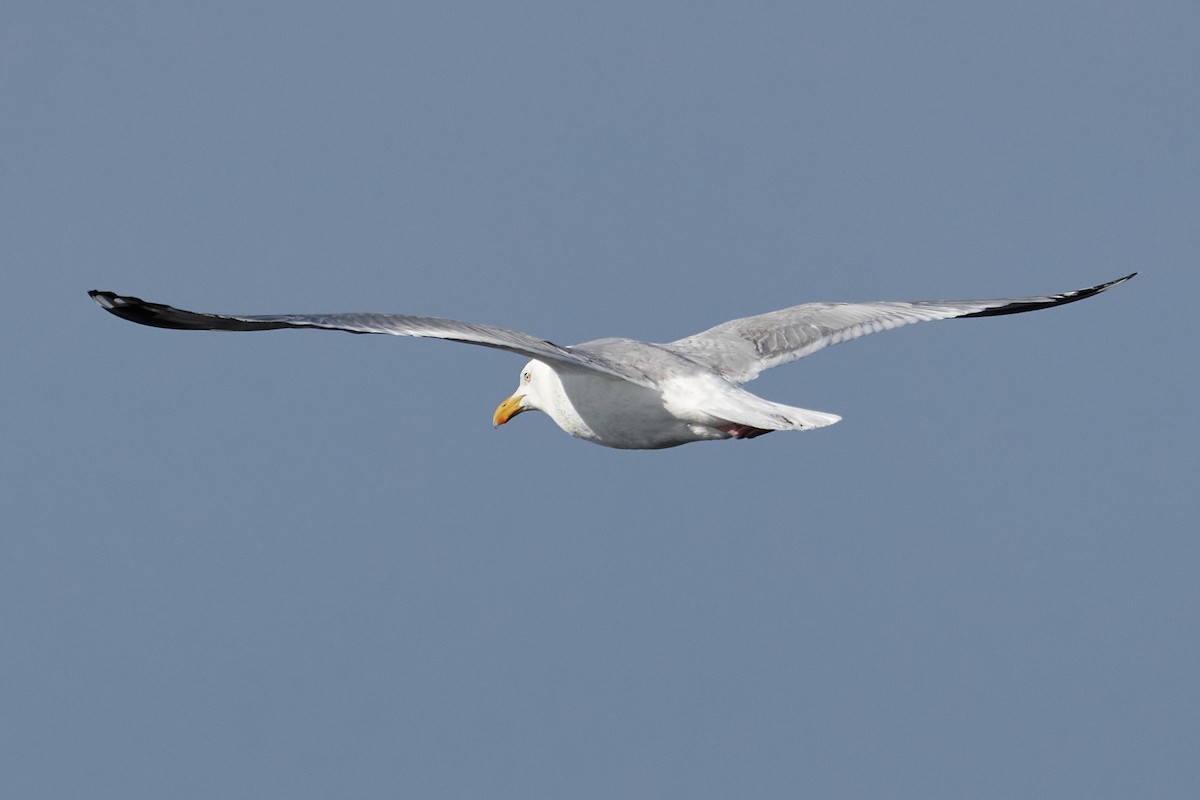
(769, 404), (842, 431)
(668, 382), (842, 432)
(727, 394), (841, 431)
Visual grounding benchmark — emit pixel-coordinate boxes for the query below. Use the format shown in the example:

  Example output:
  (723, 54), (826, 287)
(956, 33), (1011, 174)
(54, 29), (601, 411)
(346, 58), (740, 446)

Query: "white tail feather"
(664, 379), (842, 432)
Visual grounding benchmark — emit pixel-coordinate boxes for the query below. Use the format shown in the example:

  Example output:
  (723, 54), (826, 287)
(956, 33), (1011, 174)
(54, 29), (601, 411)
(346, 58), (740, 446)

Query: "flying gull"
(89, 274), (1134, 449)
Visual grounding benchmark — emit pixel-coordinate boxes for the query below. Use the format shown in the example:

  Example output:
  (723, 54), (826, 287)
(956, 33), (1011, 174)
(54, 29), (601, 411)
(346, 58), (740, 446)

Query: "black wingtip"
(91, 290), (161, 328)
(957, 273), (1137, 320)
(88, 290), (218, 330)
(89, 289), (138, 317)
(1082, 271), (1137, 296)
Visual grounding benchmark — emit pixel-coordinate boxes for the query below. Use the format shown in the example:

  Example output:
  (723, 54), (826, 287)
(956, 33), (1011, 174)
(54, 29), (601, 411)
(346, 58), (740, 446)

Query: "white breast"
(537, 365), (720, 449)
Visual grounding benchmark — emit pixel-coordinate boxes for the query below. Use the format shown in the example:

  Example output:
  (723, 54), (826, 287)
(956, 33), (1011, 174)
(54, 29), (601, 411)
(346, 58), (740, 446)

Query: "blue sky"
(3, 2), (1198, 798)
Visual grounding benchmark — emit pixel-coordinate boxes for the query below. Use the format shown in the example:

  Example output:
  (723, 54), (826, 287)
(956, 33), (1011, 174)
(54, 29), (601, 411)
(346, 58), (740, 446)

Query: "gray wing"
(664, 274), (1135, 383)
(88, 291), (654, 386)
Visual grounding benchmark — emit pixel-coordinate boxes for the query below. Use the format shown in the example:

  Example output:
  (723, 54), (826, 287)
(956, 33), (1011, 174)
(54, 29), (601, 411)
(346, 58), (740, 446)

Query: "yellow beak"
(493, 394), (526, 427)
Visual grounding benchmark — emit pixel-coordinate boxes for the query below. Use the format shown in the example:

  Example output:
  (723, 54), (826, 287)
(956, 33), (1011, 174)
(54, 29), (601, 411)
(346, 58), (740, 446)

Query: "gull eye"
(522, 371), (532, 383)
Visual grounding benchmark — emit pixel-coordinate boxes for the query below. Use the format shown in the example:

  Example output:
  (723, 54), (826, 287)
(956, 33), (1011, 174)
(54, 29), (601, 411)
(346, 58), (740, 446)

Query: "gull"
(90, 274), (1134, 449)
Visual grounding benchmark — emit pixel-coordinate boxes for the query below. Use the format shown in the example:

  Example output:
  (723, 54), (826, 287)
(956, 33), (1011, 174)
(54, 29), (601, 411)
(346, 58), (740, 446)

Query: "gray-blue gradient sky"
(4, 2), (1198, 798)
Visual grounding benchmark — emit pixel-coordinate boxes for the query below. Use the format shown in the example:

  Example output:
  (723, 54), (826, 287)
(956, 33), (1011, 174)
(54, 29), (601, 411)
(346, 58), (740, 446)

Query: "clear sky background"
(3, 2), (1198, 798)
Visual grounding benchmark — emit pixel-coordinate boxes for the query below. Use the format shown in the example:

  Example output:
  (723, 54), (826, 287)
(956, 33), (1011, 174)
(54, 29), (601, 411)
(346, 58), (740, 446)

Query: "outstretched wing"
(664, 274), (1135, 383)
(88, 290), (654, 386)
